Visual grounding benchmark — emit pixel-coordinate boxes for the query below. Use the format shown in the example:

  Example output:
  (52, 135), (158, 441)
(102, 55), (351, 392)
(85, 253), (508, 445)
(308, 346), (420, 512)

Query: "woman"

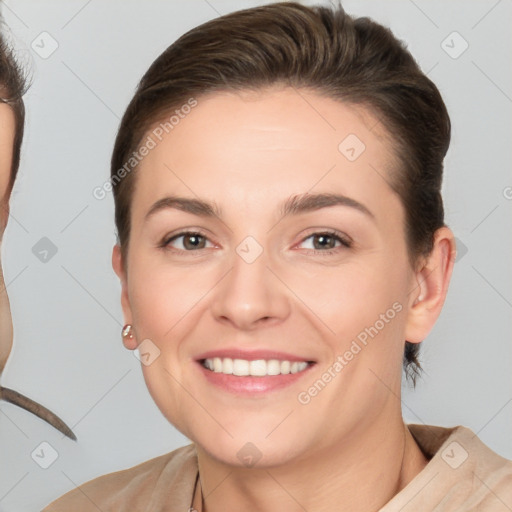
(44, 2), (512, 510)
(0, 27), (75, 440)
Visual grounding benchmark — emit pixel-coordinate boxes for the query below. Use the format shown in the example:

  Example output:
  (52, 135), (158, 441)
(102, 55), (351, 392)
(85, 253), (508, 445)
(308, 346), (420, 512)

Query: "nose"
(210, 242), (291, 331)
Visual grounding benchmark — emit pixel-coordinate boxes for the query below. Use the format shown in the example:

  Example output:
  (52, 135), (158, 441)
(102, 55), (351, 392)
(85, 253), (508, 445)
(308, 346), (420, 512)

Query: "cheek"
(127, 257), (213, 435)
(341, 261), (410, 373)
(289, 258), (406, 334)
(127, 255), (220, 343)
(295, 257), (410, 387)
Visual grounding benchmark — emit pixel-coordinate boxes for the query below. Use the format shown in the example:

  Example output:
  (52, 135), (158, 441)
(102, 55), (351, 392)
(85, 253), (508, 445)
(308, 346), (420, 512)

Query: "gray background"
(0, 0), (510, 510)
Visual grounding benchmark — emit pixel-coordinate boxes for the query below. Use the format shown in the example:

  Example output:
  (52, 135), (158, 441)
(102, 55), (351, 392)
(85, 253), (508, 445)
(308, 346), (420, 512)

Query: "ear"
(404, 227), (457, 344)
(112, 244), (137, 350)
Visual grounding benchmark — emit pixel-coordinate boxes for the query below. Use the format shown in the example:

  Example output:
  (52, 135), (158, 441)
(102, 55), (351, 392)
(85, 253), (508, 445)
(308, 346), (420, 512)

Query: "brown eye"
(299, 231), (352, 253)
(312, 233), (337, 250)
(163, 231), (211, 251)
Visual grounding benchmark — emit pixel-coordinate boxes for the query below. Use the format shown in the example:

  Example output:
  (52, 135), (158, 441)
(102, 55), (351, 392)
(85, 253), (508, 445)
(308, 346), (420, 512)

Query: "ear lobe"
(112, 244), (137, 350)
(404, 227), (456, 344)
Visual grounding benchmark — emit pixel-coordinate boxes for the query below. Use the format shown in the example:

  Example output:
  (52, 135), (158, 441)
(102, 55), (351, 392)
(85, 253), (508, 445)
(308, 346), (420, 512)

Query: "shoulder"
(455, 425), (512, 508)
(406, 424), (512, 510)
(42, 443), (198, 511)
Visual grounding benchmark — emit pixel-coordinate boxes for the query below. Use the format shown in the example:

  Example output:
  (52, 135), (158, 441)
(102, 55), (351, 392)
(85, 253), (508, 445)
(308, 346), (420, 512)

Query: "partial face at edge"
(0, 103), (15, 237)
(0, 102), (16, 376)
(113, 87), (427, 467)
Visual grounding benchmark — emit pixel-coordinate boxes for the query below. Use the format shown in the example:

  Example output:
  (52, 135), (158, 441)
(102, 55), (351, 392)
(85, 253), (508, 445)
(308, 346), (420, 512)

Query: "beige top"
(43, 424), (512, 511)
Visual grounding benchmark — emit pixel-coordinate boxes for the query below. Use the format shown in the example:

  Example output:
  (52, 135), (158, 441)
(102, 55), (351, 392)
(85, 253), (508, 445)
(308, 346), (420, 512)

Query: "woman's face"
(114, 87), (427, 466)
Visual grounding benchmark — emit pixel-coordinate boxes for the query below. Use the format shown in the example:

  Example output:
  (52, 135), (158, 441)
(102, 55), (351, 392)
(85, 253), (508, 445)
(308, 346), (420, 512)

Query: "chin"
(195, 434), (306, 470)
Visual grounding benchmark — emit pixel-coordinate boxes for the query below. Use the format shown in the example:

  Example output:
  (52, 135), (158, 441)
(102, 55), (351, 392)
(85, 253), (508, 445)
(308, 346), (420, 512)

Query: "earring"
(122, 324), (133, 340)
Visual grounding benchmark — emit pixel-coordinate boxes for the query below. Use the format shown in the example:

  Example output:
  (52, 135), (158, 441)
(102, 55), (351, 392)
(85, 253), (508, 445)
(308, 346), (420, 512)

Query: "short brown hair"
(111, 1), (451, 383)
(0, 24), (27, 202)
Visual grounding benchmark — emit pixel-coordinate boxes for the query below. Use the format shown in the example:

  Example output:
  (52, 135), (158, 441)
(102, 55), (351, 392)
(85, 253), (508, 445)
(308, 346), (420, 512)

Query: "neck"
(193, 415), (428, 512)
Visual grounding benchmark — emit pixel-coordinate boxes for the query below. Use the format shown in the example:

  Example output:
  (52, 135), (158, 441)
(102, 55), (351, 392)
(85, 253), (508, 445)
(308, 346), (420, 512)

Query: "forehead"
(131, 87), (400, 221)
(147, 86), (393, 156)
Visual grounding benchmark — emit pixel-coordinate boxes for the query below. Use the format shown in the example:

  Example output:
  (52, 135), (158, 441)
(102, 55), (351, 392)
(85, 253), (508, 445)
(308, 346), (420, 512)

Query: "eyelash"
(159, 229), (352, 256)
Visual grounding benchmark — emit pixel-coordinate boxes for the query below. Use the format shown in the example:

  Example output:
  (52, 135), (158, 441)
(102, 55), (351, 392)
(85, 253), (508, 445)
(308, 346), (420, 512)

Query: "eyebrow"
(144, 192), (374, 222)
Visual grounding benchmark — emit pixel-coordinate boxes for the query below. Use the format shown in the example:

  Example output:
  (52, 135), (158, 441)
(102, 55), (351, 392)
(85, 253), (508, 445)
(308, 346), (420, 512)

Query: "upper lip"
(196, 349), (315, 363)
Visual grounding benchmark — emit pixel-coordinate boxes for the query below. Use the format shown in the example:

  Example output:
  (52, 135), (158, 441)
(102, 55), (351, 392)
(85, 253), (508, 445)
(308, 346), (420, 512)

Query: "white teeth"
(249, 360), (267, 377)
(223, 357), (234, 374)
(213, 357), (223, 372)
(202, 357), (309, 376)
(233, 359), (249, 376)
(281, 360), (291, 374)
(266, 359), (281, 376)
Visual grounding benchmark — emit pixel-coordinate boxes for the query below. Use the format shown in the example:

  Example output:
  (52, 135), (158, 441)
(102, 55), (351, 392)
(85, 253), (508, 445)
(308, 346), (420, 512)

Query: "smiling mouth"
(200, 357), (315, 377)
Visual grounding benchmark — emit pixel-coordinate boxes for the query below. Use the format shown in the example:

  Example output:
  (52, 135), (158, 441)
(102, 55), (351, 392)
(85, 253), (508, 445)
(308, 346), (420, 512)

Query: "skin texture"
(0, 102), (76, 440)
(113, 86), (456, 511)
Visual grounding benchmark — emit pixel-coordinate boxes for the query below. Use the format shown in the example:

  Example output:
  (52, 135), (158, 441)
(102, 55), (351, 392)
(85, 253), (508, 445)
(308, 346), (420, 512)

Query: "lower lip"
(196, 361), (315, 395)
